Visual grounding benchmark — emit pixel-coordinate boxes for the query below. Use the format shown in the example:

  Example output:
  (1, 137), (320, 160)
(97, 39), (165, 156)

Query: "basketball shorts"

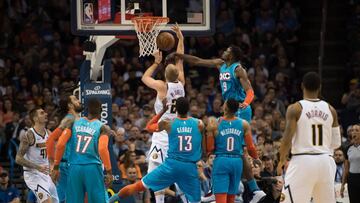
(212, 156), (243, 195)
(24, 170), (59, 203)
(148, 131), (169, 167)
(281, 154), (336, 203)
(66, 164), (108, 203)
(236, 105), (252, 122)
(142, 158), (200, 202)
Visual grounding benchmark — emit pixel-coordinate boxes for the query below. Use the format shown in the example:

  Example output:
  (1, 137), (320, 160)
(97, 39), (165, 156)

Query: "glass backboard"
(71, 0), (214, 36)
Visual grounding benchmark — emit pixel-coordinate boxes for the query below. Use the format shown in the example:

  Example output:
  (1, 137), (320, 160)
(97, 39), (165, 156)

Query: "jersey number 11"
(312, 124), (323, 146)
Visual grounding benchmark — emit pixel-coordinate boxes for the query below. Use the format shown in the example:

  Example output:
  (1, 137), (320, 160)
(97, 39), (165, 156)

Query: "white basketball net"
(132, 17), (169, 57)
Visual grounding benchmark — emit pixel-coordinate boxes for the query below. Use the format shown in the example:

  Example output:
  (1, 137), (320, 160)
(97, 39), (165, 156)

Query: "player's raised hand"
(171, 23), (183, 40)
(152, 50), (162, 65)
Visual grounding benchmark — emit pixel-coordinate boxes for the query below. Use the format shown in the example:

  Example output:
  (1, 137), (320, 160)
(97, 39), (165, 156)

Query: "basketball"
(156, 32), (175, 51)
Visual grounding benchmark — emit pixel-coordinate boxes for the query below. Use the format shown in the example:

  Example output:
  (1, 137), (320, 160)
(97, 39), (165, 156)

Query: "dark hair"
(29, 106), (43, 124)
(122, 151), (137, 170)
(58, 94), (72, 117)
(176, 97), (189, 115)
(225, 99), (239, 114)
(229, 45), (243, 62)
(302, 72), (321, 92)
(264, 139), (274, 145)
(87, 98), (102, 117)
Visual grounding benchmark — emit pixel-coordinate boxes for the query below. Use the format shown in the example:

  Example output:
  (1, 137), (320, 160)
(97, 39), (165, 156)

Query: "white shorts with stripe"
(281, 154), (336, 203)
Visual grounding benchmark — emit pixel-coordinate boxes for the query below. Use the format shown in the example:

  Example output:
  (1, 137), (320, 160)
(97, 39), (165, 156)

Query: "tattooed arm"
(16, 130), (49, 174)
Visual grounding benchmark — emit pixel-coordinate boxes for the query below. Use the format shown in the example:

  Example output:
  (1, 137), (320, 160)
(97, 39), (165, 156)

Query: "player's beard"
(75, 105), (84, 113)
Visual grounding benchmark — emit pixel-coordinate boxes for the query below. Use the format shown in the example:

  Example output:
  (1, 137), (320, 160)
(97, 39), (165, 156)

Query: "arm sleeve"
(145, 114), (162, 133)
(54, 129), (72, 166)
(243, 89), (255, 105)
(244, 133), (258, 159)
(98, 134), (112, 171)
(46, 127), (63, 160)
(330, 126), (341, 149)
(206, 132), (215, 155)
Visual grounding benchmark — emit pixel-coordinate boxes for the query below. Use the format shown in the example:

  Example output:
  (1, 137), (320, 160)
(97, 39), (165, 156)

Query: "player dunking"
(109, 97), (204, 203)
(206, 99), (257, 203)
(52, 98), (113, 203)
(141, 25), (185, 203)
(277, 72), (341, 203)
(16, 107), (59, 203)
(176, 46), (266, 202)
(46, 94), (82, 202)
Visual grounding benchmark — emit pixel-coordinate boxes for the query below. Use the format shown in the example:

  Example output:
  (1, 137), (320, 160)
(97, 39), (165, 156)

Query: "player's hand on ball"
(171, 23), (183, 40)
(152, 50), (162, 65)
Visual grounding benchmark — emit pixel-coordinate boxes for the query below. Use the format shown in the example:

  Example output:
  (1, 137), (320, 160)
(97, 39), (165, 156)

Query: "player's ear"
(300, 83), (304, 91)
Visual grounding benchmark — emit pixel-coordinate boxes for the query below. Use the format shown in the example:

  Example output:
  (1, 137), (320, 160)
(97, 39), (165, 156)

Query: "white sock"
(155, 194), (165, 203)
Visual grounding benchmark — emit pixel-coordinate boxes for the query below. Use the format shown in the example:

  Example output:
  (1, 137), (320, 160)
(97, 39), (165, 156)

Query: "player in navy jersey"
(176, 46), (266, 202)
(109, 97), (204, 203)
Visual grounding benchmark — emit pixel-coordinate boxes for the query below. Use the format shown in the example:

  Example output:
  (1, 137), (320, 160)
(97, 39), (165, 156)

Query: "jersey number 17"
(76, 135), (93, 153)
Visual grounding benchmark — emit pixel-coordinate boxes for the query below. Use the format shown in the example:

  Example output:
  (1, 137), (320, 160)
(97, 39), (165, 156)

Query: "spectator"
(334, 148), (345, 183)
(119, 151), (142, 180)
(122, 166), (151, 203)
(255, 9), (276, 33)
(341, 124), (360, 202)
(134, 104), (152, 129)
(0, 170), (20, 203)
(260, 156), (276, 177)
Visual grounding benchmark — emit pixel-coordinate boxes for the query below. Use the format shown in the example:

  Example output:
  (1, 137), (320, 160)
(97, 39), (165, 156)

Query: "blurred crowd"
(0, 0), (359, 203)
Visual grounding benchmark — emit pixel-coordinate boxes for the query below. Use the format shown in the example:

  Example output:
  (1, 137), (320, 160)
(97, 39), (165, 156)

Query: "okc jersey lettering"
(177, 127), (192, 133)
(219, 72), (231, 80)
(219, 62), (246, 102)
(219, 128), (241, 136)
(74, 126), (96, 135)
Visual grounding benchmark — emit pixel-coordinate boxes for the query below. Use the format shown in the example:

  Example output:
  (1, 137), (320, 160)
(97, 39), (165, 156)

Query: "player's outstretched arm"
(46, 116), (75, 163)
(171, 24), (185, 85)
(16, 131), (48, 174)
(235, 66), (254, 109)
(329, 104), (341, 149)
(175, 53), (224, 69)
(99, 125), (113, 187)
(277, 103), (301, 175)
(141, 51), (166, 92)
(242, 120), (258, 159)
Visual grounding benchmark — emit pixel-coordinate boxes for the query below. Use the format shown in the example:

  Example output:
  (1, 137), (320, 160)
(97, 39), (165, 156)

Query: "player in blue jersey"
(47, 93), (82, 203)
(207, 99), (252, 203)
(176, 47), (266, 202)
(109, 97), (204, 203)
(52, 98), (113, 203)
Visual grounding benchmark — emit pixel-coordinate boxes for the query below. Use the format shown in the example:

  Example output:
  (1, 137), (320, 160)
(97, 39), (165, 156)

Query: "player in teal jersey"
(109, 97), (204, 203)
(51, 98), (113, 203)
(175, 47), (266, 202)
(208, 99), (252, 203)
(47, 94), (82, 203)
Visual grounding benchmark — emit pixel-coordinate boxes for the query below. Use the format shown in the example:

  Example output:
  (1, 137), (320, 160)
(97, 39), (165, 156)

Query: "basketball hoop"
(132, 16), (169, 57)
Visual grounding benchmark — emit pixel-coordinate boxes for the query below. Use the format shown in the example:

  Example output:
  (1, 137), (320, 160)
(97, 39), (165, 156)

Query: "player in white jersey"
(141, 25), (185, 203)
(16, 107), (59, 203)
(277, 72), (341, 203)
